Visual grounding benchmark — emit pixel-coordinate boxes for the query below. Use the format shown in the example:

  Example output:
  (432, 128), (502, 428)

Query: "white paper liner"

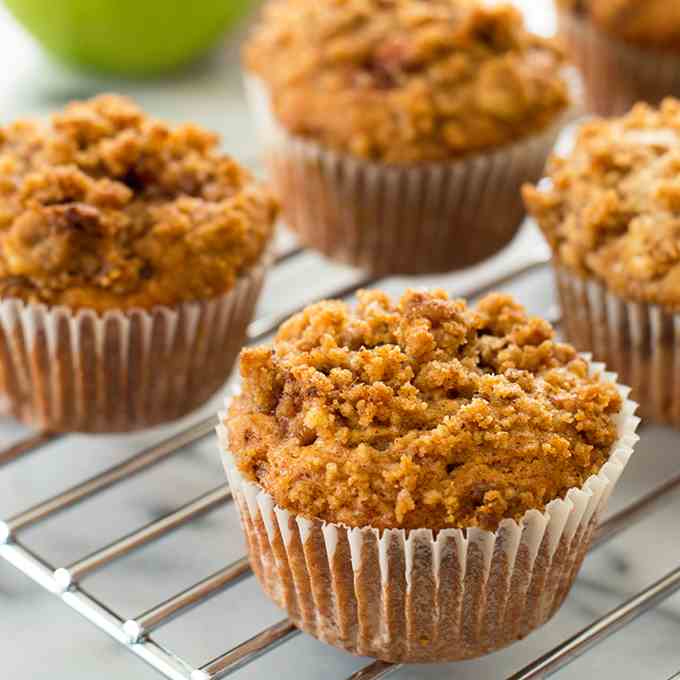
(558, 10), (680, 116)
(0, 254), (269, 433)
(218, 359), (639, 662)
(244, 74), (575, 276)
(556, 264), (680, 426)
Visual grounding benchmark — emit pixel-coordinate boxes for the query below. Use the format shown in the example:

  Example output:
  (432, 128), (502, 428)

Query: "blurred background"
(2, 3), (680, 680)
(0, 0), (266, 166)
(0, 0), (553, 164)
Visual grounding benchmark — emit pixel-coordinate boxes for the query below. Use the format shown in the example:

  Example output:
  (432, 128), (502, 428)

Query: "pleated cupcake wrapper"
(218, 361), (638, 663)
(556, 264), (680, 427)
(0, 255), (269, 433)
(245, 74), (573, 276)
(557, 10), (680, 116)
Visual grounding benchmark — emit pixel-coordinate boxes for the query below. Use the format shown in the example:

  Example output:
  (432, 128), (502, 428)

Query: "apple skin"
(4, 0), (252, 76)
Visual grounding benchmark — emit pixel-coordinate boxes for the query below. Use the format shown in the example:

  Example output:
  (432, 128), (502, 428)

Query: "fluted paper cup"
(0, 255), (270, 434)
(556, 264), (680, 426)
(557, 10), (680, 116)
(245, 74), (574, 276)
(218, 363), (638, 662)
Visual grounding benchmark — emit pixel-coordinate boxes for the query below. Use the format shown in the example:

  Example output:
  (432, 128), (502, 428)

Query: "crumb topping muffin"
(524, 98), (680, 309)
(244, 0), (569, 163)
(557, 0), (680, 52)
(227, 289), (622, 532)
(0, 95), (278, 312)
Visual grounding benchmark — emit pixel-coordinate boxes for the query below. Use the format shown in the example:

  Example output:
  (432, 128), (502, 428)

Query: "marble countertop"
(1, 3), (680, 679)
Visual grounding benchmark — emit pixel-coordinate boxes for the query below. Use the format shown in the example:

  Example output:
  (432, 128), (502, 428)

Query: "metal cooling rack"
(2, 241), (680, 680)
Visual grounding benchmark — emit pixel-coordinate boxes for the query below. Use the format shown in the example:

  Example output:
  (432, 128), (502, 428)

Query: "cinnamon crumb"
(0, 95), (278, 311)
(524, 98), (680, 309)
(244, 0), (569, 163)
(227, 289), (622, 531)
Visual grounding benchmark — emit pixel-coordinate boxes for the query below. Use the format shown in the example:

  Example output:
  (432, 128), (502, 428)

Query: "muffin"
(220, 289), (638, 662)
(524, 98), (680, 426)
(0, 94), (278, 433)
(556, 0), (680, 116)
(243, 0), (573, 276)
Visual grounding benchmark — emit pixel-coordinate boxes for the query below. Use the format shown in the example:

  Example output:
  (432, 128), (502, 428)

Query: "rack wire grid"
(2, 228), (680, 680)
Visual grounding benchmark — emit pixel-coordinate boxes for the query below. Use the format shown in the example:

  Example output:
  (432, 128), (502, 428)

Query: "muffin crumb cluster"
(245, 0), (569, 162)
(0, 94), (277, 311)
(524, 98), (680, 309)
(227, 289), (622, 531)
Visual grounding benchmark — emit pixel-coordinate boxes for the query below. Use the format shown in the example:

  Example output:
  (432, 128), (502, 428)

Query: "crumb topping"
(558, 0), (680, 52)
(0, 95), (278, 311)
(244, 0), (569, 163)
(524, 98), (680, 309)
(226, 290), (622, 532)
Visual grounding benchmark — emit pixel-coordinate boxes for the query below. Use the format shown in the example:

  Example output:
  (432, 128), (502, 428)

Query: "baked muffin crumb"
(524, 97), (680, 309)
(227, 289), (622, 531)
(245, 0), (569, 163)
(0, 94), (278, 311)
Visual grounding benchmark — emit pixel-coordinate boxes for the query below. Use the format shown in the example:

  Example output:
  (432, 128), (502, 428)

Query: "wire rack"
(2, 241), (680, 680)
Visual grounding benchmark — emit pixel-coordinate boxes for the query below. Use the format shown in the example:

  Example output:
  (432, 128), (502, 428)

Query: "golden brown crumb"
(0, 95), (278, 311)
(524, 98), (680, 309)
(244, 0), (569, 163)
(226, 290), (622, 532)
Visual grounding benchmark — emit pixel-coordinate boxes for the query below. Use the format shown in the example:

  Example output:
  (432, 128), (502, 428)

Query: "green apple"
(4, 0), (253, 76)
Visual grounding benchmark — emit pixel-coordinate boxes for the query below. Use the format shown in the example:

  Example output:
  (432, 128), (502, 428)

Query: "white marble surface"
(1, 2), (680, 679)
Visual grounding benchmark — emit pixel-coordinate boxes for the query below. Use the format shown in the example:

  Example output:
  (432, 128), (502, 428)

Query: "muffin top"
(524, 98), (680, 309)
(557, 0), (680, 52)
(244, 0), (569, 163)
(226, 289), (622, 532)
(0, 95), (278, 312)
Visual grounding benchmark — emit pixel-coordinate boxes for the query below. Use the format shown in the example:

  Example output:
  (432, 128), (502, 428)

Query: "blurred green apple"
(4, 0), (252, 76)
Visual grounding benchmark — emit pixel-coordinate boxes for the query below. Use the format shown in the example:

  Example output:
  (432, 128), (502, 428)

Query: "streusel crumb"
(227, 289), (622, 531)
(0, 95), (278, 311)
(245, 0), (569, 163)
(524, 98), (680, 309)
